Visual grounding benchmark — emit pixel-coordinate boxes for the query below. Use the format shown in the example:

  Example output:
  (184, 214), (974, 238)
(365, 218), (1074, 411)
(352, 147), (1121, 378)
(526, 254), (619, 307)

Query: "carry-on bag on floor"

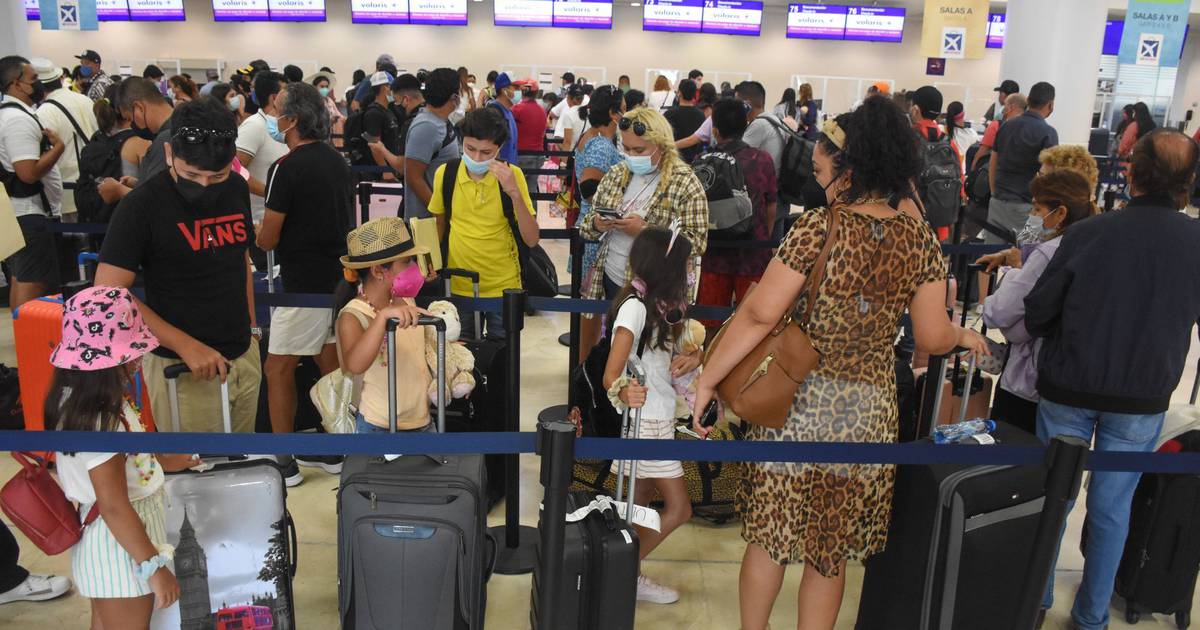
(532, 359), (643, 630)
(856, 420), (1048, 630)
(338, 316), (493, 630)
(152, 368), (297, 630)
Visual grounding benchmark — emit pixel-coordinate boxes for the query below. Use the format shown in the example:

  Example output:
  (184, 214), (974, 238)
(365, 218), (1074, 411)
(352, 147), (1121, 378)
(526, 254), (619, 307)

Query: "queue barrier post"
(531, 418), (576, 629)
(490, 289), (538, 575)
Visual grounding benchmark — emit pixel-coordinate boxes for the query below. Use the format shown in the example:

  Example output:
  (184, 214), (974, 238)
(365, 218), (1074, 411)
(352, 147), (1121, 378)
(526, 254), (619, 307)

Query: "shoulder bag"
(705, 206), (840, 428)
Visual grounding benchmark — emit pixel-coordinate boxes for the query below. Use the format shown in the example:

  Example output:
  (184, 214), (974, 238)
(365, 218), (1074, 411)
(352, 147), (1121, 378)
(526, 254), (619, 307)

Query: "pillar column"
(0, 2), (31, 58)
(999, 0), (1108, 145)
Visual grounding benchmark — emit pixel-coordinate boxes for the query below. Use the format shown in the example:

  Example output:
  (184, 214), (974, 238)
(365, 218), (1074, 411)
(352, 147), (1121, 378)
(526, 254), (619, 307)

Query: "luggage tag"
(550, 495), (662, 532)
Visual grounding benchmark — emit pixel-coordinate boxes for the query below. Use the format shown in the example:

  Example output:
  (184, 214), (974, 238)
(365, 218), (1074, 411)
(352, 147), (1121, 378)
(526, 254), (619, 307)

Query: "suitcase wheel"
(1125, 600), (1140, 625)
(1177, 610), (1190, 630)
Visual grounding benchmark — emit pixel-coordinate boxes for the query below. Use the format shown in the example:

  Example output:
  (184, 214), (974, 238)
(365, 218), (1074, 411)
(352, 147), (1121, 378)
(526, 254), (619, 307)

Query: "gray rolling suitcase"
(337, 316), (494, 629)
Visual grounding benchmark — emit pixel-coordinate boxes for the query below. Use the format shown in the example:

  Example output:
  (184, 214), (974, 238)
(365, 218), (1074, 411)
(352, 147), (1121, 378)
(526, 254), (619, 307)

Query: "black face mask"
(173, 171), (225, 208)
(802, 175), (831, 210)
(28, 80), (46, 105)
(130, 104), (156, 141)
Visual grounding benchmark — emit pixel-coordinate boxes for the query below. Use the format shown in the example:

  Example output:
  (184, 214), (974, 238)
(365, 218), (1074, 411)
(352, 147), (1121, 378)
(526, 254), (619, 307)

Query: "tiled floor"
(2, 216), (1199, 629)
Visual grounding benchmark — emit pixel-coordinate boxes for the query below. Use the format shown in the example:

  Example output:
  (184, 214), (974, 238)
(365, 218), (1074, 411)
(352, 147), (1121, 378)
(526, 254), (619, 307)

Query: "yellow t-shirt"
(339, 298), (431, 431)
(428, 160), (536, 298)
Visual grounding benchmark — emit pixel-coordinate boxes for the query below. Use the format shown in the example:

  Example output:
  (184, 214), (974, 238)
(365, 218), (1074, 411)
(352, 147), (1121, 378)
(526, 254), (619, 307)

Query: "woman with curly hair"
(1039, 144), (1099, 198)
(694, 95), (988, 630)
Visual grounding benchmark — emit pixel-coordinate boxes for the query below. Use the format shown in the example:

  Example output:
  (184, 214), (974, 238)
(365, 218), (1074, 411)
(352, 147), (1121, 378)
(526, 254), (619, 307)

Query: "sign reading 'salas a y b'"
(1119, 0), (1190, 67)
(920, 0), (988, 60)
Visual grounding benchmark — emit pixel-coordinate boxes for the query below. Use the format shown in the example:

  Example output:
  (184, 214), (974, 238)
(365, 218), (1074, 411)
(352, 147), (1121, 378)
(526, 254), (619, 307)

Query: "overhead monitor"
(351, 0), (410, 23)
(643, 0), (703, 33)
(128, 0), (187, 20)
(25, 0), (38, 20)
(494, 0), (552, 27)
(701, 0), (762, 37)
(409, 0), (468, 24)
(97, 0), (131, 20)
(1103, 20), (1123, 56)
(552, 0), (612, 29)
(843, 5), (904, 43)
(213, 0), (269, 21)
(786, 4), (848, 40)
(268, 0), (326, 21)
(986, 12), (1005, 49)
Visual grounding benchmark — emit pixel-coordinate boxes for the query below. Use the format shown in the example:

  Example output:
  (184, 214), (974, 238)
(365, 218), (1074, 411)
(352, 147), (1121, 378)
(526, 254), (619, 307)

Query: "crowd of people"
(2, 48), (1199, 630)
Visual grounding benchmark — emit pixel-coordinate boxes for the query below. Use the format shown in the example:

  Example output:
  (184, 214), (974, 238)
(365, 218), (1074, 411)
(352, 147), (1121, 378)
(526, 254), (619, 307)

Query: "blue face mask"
(264, 114), (287, 144)
(79, 65), (94, 78)
(625, 149), (658, 176)
(462, 152), (492, 175)
(386, 92), (395, 104)
(318, 86), (330, 98)
(227, 95), (242, 112)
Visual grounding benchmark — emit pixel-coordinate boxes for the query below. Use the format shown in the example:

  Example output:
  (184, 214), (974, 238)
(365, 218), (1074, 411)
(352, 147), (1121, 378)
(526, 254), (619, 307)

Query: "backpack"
(1, 452), (99, 555)
(342, 103), (385, 167)
(570, 294), (651, 439)
(74, 129), (135, 224)
(918, 127), (963, 228)
(691, 140), (755, 241)
(964, 143), (991, 207)
(761, 115), (816, 208)
(440, 158), (559, 297)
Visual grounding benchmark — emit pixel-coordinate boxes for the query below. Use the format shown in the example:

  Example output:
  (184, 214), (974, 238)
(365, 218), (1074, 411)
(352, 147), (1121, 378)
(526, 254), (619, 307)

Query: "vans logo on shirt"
(176, 214), (248, 252)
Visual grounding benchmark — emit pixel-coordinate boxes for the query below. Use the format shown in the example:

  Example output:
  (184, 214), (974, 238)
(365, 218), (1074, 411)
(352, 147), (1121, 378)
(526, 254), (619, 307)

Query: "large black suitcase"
(337, 317), (493, 629)
(856, 422), (1048, 630)
(1111, 430), (1200, 629)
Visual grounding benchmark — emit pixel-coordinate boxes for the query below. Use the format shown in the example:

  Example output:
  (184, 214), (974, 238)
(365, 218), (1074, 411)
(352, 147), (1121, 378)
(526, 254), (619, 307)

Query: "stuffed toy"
(671, 319), (707, 420)
(424, 300), (477, 403)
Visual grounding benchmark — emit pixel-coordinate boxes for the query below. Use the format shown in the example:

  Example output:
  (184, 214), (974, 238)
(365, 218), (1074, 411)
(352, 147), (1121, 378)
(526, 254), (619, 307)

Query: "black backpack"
(761, 115), (816, 208)
(570, 294), (650, 438)
(74, 129), (135, 223)
(918, 127), (963, 228)
(963, 143), (991, 206)
(692, 140), (754, 240)
(342, 103), (387, 167)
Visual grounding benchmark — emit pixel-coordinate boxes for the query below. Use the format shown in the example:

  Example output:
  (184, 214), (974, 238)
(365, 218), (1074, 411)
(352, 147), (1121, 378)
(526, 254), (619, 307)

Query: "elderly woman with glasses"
(579, 107), (709, 306)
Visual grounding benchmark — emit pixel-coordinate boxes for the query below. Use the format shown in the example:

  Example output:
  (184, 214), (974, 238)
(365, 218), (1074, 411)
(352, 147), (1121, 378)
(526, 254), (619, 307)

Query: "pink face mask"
(390, 264), (425, 298)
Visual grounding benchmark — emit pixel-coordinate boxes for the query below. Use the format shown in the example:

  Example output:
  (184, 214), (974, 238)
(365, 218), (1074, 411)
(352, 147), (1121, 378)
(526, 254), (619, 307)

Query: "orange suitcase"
(13, 296), (156, 432)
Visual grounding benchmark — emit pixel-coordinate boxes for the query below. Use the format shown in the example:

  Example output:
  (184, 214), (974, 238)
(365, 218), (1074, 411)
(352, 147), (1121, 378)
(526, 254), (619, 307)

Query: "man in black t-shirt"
(665, 80), (707, 163)
(362, 71), (401, 158)
(95, 98), (261, 434)
(256, 82), (351, 453)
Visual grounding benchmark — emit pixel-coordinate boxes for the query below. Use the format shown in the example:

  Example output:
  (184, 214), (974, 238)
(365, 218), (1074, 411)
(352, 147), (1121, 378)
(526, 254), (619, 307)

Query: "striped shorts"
(72, 489), (167, 599)
(609, 417), (684, 479)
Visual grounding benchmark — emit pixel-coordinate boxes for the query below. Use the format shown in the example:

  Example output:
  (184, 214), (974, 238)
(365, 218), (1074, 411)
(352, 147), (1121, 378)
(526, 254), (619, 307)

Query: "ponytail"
(331, 277), (361, 323)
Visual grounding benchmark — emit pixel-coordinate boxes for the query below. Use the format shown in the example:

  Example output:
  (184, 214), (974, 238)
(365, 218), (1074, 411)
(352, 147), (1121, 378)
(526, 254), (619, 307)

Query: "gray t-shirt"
(403, 110), (460, 220)
(137, 114), (173, 185)
(993, 111), (1059, 203)
(743, 113), (785, 176)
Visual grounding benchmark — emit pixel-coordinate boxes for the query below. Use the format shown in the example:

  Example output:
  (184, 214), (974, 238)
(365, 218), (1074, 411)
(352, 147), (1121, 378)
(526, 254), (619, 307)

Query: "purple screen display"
(96, 1), (131, 20)
(552, 0), (612, 29)
(494, 0), (552, 27)
(643, 0), (703, 33)
(701, 0), (762, 36)
(786, 4), (847, 40)
(128, 0), (187, 21)
(268, 0), (326, 21)
(409, 0), (467, 24)
(351, 1), (409, 24)
(986, 13), (1004, 49)
(843, 5), (904, 43)
(25, 0), (38, 20)
(212, 1), (270, 21)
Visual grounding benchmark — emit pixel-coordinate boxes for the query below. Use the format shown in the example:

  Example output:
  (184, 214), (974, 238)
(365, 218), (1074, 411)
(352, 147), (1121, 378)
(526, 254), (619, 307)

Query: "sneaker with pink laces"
(636, 574), (679, 604)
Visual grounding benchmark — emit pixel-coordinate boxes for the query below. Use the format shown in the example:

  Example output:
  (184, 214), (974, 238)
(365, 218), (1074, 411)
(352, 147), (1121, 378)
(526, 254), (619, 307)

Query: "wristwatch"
(250, 326), (263, 338)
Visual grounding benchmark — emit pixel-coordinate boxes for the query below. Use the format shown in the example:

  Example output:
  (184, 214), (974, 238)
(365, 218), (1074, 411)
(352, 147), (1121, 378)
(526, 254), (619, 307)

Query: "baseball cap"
(74, 49), (101, 65)
(567, 84), (584, 99)
(369, 71), (394, 88)
(376, 53), (396, 68)
(872, 81), (891, 96)
(30, 58), (59, 83)
(911, 85), (944, 118)
(494, 73), (513, 90)
(994, 79), (1020, 94)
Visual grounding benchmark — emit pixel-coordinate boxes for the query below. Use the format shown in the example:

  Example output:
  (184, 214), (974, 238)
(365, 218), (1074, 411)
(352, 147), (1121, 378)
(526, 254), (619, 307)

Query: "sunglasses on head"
(172, 127), (237, 145)
(619, 117), (647, 136)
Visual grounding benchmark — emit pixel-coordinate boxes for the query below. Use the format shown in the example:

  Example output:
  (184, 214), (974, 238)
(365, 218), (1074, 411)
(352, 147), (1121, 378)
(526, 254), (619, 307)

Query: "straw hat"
(340, 217), (429, 269)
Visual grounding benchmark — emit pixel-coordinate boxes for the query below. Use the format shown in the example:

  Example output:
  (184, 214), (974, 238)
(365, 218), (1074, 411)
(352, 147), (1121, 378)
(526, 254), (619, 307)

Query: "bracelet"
(606, 374), (631, 413)
(136, 552), (172, 582)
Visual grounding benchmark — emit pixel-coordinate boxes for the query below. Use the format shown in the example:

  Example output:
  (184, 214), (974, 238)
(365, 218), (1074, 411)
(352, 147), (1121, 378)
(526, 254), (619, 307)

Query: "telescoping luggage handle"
(163, 364), (232, 434)
(613, 357), (646, 525)
(439, 268), (482, 342)
(386, 315), (447, 434)
(929, 263), (992, 429)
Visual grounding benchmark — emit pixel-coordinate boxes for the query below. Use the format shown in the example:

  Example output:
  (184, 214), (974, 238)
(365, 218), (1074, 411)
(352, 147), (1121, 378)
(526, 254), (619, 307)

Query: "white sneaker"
(636, 574), (679, 604)
(0, 574), (71, 605)
(279, 459), (304, 488)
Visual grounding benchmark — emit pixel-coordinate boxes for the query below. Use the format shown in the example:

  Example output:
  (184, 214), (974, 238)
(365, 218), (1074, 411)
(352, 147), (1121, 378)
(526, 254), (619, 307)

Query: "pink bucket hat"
(50, 286), (159, 371)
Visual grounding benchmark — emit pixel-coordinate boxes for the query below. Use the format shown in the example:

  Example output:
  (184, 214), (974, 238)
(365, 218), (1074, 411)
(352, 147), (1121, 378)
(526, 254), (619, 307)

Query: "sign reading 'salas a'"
(921, 0), (988, 59)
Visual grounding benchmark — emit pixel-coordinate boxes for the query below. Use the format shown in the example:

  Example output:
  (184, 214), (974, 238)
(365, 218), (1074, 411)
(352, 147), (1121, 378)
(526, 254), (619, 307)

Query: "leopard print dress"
(736, 205), (945, 578)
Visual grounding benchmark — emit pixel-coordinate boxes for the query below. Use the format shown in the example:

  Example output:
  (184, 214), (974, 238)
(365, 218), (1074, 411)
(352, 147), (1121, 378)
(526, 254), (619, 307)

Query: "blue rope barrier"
(4, 430), (1199, 473)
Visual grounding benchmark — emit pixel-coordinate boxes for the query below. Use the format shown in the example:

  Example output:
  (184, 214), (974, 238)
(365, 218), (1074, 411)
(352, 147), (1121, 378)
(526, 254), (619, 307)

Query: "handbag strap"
(785, 206), (840, 330)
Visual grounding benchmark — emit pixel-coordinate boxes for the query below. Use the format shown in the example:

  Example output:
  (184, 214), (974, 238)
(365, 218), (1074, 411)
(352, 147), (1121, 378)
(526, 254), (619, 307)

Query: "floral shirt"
(701, 141), (778, 277)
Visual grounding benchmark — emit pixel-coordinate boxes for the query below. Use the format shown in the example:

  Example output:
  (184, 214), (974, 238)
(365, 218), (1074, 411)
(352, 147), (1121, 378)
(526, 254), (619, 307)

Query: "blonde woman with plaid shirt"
(579, 107), (709, 306)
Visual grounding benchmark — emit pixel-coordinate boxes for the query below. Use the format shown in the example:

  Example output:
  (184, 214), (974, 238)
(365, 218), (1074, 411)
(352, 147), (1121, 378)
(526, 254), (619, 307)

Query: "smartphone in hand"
(595, 207), (622, 220)
(699, 400), (720, 428)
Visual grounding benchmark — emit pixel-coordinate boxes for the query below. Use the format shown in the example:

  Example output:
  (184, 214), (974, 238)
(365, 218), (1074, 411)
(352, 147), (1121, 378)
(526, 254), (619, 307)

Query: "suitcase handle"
(162, 364), (233, 433)
(385, 316), (448, 440)
(438, 269), (482, 341)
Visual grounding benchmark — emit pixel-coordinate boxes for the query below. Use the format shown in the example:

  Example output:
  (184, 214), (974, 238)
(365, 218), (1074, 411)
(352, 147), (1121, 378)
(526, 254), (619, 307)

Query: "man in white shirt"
(34, 58), (98, 219)
(236, 71), (290, 224)
(549, 88), (589, 127)
(0, 55), (65, 309)
(554, 85), (588, 151)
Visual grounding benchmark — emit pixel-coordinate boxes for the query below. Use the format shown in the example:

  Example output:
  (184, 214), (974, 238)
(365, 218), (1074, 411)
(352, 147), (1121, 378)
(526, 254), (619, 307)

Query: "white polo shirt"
(38, 88), (100, 215)
(236, 111), (289, 223)
(0, 95), (63, 217)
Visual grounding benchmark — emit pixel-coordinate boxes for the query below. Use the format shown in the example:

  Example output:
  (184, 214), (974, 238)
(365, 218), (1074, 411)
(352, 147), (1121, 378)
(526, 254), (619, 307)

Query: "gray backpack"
(692, 141), (755, 240)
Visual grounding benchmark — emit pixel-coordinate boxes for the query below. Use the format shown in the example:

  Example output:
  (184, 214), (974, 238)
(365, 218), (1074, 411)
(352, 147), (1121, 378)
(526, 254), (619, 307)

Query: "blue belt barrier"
(4, 430), (1199, 474)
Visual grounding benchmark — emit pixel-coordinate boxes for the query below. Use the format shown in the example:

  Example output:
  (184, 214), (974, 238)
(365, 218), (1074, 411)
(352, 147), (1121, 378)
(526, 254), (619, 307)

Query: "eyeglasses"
(618, 117), (647, 136)
(172, 127), (237, 144)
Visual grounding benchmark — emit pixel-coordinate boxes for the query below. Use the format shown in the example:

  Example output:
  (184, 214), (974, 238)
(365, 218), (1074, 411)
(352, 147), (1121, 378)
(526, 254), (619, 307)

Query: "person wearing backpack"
(45, 287), (201, 627)
(34, 58), (97, 219)
(696, 99), (777, 334)
(910, 86), (963, 240)
(78, 86), (144, 227)
(346, 71), (401, 180)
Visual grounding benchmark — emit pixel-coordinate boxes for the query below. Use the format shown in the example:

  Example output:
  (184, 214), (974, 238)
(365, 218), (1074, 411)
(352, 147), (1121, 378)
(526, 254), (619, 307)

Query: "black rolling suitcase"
(531, 361), (644, 630)
(337, 316), (494, 630)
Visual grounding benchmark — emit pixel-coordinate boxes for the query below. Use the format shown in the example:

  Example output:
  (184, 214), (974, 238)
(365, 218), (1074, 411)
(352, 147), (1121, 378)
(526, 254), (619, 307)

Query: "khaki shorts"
(144, 342), (261, 433)
(267, 306), (335, 356)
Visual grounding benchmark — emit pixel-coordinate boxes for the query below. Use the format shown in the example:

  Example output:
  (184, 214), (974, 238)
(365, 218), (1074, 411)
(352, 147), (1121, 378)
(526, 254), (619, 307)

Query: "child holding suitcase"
(45, 287), (201, 629)
(333, 218), (436, 433)
(603, 226), (701, 605)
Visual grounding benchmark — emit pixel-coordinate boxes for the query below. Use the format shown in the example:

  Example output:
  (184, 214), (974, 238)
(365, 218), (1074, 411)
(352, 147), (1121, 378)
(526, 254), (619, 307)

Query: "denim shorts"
(355, 413), (435, 434)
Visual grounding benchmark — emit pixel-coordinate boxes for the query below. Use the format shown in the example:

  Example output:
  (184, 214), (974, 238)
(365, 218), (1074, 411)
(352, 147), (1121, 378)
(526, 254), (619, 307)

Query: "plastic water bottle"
(932, 419), (997, 444)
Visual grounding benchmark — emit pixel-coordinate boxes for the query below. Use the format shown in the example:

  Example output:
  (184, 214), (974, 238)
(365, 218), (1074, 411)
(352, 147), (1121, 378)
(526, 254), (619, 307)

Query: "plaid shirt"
(580, 156), (709, 301)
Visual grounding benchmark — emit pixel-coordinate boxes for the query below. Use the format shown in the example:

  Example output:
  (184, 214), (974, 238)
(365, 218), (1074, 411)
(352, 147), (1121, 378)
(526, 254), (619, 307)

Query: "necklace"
(851, 196), (891, 207)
